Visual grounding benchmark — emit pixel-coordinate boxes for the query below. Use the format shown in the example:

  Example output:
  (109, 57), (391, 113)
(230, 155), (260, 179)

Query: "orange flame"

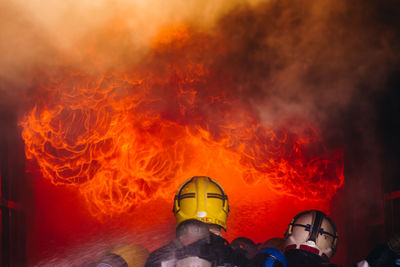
(20, 26), (344, 219)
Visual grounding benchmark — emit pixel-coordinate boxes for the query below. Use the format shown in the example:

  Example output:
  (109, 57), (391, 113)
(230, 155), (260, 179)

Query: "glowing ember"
(20, 26), (344, 219)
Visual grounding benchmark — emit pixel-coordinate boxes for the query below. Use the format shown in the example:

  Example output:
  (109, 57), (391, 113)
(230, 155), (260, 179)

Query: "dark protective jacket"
(145, 233), (249, 267)
(354, 244), (400, 267)
(285, 249), (338, 267)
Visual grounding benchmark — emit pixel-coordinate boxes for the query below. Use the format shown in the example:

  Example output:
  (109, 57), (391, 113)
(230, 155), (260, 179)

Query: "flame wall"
(20, 23), (343, 263)
(1, 0), (400, 265)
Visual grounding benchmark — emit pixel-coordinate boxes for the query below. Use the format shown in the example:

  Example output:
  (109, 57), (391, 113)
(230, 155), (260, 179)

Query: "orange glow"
(20, 26), (344, 220)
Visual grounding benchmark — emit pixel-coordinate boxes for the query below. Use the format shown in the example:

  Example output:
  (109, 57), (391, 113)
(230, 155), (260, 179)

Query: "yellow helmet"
(173, 176), (229, 230)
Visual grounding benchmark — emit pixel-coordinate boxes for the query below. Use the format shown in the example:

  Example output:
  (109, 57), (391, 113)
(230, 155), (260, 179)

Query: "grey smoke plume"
(1, 0), (398, 127)
(210, 0), (399, 127)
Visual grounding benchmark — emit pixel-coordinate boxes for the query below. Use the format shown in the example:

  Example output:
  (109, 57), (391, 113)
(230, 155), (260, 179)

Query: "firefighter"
(144, 176), (249, 267)
(252, 247), (287, 267)
(259, 237), (285, 252)
(231, 237), (259, 260)
(283, 210), (339, 267)
(355, 234), (400, 267)
(86, 243), (149, 267)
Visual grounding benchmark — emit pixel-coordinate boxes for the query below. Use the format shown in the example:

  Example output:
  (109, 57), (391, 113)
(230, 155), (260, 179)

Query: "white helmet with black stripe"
(284, 210), (338, 260)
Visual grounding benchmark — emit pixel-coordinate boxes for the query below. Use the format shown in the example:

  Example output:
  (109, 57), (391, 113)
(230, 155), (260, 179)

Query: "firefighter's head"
(284, 210), (338, 260)
(173, 176), (229, 233)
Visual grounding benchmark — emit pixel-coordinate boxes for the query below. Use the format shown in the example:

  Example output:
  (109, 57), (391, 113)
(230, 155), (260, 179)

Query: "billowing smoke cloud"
(213, 0), (399, 126)
(1, 0), (398, 128)
(0, 0), (261, 80)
